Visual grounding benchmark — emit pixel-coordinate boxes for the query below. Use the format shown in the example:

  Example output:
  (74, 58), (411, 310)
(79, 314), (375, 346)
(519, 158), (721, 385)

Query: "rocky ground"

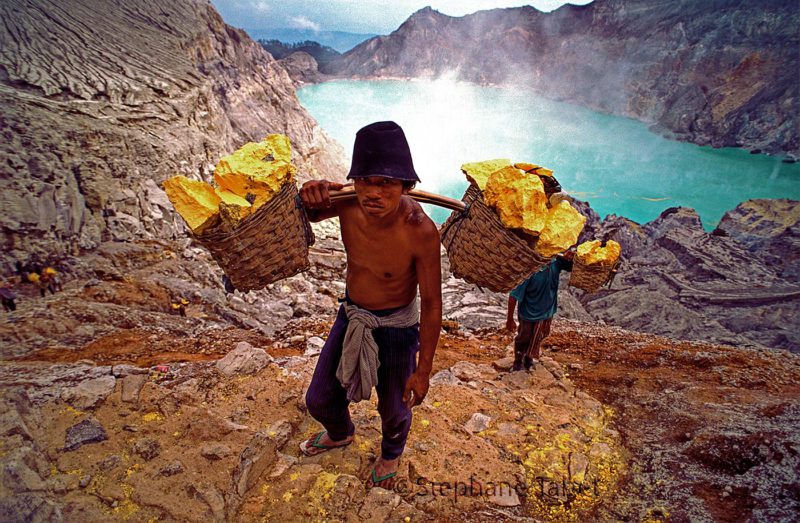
(1, 219), (798, 522)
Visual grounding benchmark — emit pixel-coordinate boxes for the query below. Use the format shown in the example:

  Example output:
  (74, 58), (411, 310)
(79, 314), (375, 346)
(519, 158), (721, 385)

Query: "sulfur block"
(536, 201), (587, 257)
(215, 188), (253, 208)
(514, 162), (541, 172)
(461, 159), (512, 190)
(219, 202), (250, 228)
(163, 175), (221, 234)
(576, 239), (622, 266)
(263, 134), (293, 163)
(213, 135), (297, 210)
(484, 166), (549, 236)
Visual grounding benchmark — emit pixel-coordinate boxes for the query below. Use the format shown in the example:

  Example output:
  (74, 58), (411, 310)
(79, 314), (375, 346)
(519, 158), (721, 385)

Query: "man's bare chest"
(342, 230), (414, 279)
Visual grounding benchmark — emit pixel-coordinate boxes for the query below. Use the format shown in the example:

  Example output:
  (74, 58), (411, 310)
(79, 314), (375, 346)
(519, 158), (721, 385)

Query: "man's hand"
(403, 370), (430, 409)
(299, 180), (344, 209)
(506, 318), (517, 332)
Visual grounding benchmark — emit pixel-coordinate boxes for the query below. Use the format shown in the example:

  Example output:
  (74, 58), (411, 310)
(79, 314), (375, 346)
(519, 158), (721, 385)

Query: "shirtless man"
(298, 121), (442, 490)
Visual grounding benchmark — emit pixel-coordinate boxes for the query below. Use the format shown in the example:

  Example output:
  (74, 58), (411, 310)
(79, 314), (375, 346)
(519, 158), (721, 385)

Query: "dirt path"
(543, 320), (800, 521)
(8, 309), (799, 521)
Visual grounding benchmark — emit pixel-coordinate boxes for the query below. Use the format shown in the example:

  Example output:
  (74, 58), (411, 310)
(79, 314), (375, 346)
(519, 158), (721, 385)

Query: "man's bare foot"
(299, 431), (353, 457)
(367, 456), (400, 490)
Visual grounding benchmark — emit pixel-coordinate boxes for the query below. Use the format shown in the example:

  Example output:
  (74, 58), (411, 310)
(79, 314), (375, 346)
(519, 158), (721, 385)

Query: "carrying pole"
(329, 185), (466, 212)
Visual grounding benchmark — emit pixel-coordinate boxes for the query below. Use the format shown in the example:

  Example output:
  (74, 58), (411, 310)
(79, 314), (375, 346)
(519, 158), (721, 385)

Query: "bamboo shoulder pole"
(328, 185), (466, 212)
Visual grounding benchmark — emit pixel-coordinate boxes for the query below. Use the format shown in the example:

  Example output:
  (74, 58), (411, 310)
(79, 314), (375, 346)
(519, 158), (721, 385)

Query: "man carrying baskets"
(297, 121), (442, 490)
(506, 252), (574, 371)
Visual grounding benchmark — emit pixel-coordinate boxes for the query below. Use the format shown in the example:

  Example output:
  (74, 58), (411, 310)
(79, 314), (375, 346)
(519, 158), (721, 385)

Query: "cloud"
(288, 15), (322, 32)
(251, 1), (269, 13)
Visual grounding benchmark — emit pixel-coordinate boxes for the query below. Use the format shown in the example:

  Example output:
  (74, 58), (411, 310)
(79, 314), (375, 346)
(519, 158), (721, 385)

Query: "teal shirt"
(510, 257), (571, 322)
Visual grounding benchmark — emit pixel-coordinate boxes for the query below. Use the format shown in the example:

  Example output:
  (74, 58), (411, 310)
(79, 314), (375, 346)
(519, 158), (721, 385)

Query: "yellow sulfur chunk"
(214, 135), (297, 211)
(514, 162), (540, 172)
(163, 175), (221, 234)
(576, 239), (622, 266)
(164, 134), (297, 235)
(215, 188), (252, 207)
(534, 167), (554, 177)
(263, 134), (293, 163)
(219, 202), (250, 228)
(215, 188), (252, 227)
(536, 201), (587, 257)
(484, 166), (549, 236)
(461, 159), (512, 190)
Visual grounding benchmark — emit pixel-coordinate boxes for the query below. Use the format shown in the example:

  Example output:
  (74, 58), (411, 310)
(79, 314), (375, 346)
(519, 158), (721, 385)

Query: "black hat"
(347, 121), (420, 182)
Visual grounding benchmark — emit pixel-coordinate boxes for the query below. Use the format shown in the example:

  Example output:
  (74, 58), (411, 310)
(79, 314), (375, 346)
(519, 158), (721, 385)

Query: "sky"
(210, 0), (594, 34)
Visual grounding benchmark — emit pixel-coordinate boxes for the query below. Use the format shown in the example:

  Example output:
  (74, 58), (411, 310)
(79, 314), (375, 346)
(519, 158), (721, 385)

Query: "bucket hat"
(347, 121), (420, 182)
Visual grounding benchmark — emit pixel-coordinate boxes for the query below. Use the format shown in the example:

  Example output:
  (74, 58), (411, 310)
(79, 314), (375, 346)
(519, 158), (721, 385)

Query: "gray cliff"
(0, 0), (348, 270)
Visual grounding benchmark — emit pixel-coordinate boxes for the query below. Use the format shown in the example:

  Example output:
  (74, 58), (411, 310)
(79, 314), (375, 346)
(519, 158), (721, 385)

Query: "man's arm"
(403, 220), (442, 408)
(507, 276), (529, 331)
(299, 180), (345, 222)
(506, 296), (517, 332)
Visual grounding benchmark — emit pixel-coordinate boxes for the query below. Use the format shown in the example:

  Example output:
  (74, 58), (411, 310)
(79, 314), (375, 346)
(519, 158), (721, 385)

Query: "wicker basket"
(569, 258), (619, 293)
(440, 184), (551, 292)
(193, 183), (315, 292)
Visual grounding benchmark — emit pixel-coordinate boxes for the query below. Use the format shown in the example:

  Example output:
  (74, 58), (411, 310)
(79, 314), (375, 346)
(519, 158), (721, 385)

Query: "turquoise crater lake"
(297, 79), (800, 228)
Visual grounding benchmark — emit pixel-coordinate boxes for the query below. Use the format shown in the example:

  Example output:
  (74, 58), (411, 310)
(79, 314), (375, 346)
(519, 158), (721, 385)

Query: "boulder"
(61, 376), (116, 410)
(464, 413), (492, 433)
(64, 418), (107, 451)
(216, 342), (271, 376)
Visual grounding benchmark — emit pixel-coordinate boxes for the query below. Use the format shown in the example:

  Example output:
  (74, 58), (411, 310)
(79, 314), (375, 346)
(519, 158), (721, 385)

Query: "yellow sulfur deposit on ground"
(164, 134), (295, 234)
(214, 134), (296, 210)
(536, 201), (587, 257)
(162, 176), (221, 234)
(484, 165), (549, 236)
(461, 159), (512, 190)
(576, 240), (622, 266)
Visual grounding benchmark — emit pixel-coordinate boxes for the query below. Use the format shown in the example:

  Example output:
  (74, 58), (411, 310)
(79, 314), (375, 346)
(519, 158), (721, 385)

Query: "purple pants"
(305, 303), (419, 460)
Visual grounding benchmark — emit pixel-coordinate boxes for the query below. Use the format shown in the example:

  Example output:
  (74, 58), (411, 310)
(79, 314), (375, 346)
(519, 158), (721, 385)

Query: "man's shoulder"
(335, 198), (363, 222)
(403, 198), (438, 236)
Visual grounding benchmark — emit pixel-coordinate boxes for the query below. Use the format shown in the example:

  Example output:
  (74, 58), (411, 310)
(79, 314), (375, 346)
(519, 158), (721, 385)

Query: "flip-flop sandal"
(299, 431), (352, 457)
(369, 467), (398, 486)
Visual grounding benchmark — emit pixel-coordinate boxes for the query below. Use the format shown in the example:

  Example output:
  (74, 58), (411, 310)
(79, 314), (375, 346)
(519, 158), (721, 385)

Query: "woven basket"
(440, 184), (551, 292)
(569, 258), (619, 293)
(193, 183), (315, 292)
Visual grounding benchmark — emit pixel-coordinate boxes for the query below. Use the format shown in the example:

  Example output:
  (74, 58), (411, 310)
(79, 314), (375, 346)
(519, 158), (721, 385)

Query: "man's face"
(353, 176), (407, 217)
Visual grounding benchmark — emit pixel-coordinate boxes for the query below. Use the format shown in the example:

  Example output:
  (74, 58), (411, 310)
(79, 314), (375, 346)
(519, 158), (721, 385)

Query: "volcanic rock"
(64, 418), (108, 451)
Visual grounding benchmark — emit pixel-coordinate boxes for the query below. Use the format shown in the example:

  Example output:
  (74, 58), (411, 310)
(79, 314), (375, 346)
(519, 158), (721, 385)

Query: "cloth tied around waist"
(336, 299), (420, 402)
